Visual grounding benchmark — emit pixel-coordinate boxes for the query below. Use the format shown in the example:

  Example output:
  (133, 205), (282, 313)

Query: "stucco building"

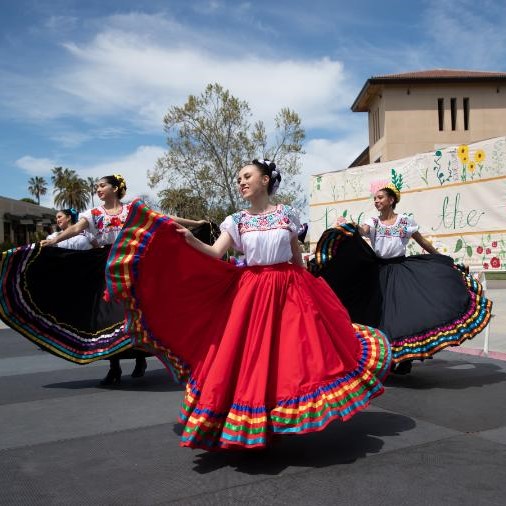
(0, 196), (55, 247)
(350, 69), (506, 165)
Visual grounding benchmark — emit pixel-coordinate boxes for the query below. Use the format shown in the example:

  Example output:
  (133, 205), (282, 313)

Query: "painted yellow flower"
(460, 154), (469, 164)
(474, 149), (486, 162)
(457, 144), (469, 160)
(468, 161), (476, 172)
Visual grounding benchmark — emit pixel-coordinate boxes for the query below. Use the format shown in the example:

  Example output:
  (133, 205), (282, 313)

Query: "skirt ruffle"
(106, 200), (391, 450)
(0, 244), (130, 363)
(312, 225), (493, 363)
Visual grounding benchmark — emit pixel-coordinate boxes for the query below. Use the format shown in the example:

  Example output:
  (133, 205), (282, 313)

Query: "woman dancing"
(40, 174), (206, 384)
(105, 159), (391, 450)
(311, 183), (492, 375)
(0, 175), (205, 383)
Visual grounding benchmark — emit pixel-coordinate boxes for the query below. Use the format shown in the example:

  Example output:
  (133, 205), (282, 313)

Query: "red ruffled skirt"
(105, 200), (391, 450)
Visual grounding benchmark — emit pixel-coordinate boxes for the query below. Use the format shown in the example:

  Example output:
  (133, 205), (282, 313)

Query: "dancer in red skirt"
(105, 159), (391, 450)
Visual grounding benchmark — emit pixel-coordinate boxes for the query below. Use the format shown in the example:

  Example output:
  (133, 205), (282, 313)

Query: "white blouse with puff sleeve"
(365, 214), (419, 259)
(220, 204), (300, 266)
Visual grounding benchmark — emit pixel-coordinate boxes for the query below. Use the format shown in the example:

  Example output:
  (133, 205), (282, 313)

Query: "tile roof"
(373, 69), (506, 79)
(352, 68), (506, 111)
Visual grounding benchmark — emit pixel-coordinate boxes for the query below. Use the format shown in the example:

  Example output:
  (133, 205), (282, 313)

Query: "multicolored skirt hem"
(0, 243), (130, 363)
(178, 325), (391, 450)
(391, 273), (492, 362)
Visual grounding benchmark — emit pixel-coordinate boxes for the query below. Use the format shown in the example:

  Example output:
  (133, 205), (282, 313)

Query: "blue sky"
(2, 0), (506, 209)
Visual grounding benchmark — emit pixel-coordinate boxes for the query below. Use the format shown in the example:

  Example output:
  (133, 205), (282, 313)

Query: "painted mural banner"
(309, 136), (506, 271)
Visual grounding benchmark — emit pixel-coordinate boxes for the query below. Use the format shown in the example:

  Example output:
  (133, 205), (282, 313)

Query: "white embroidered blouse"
(365, 214), (419, 259)
(80, 203), (132, 247)
(220, 204), (300, 266)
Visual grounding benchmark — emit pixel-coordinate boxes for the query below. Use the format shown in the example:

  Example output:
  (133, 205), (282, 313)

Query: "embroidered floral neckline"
(378, 214), (399, 227)
(244, 205), (279, 216)
(100, 204), (124, 217)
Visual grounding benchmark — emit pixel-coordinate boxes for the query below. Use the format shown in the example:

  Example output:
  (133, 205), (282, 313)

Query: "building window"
(451, 97), (457, 131)
(437, 98), (444, 131)
(463, 97), (470, 130)
(371, 108), (380, 143)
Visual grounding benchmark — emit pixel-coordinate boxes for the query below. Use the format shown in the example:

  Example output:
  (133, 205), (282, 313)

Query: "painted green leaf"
(466, 245), (473, 257)
(454, 239), (463, 252)
(342, 209), (348, 217)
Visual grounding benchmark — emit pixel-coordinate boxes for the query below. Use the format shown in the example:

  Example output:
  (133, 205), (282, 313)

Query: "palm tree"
(51, 167), (90, 211)
(27, 176), (48, 205)
(86, 176), (98, 207)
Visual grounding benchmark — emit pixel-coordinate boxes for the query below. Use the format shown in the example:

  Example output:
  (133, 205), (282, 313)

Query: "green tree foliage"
(158, 188), (215, 221)
(150, 83), (305, 221)
(19, 197), (39, 205)
(27, 176), (48, 205)
(51, 167), (90, 211)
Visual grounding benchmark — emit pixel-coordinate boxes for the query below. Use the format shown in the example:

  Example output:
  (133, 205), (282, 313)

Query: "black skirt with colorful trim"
(310, 224), (492, 363)
(0, 244), (131, 363)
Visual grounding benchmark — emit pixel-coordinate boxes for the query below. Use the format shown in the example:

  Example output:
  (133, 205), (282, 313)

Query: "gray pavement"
(1, 325), (506, 505)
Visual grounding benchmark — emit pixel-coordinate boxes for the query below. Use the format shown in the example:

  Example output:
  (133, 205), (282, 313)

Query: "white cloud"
(15, 145), (165, 207)
(1, 12), (354, 135)
(79, 145), (165, 202)
(300, 132), (369, 180)
(15, 156), (57, 176)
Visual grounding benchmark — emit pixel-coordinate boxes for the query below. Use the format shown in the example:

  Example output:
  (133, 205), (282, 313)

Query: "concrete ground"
(1, 324), (506, 504)
(0, 283), (504, 505)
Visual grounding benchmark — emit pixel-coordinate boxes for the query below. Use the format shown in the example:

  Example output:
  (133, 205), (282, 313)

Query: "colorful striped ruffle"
(308, 223), (356, 274)
(392, 272), (492, 361)
(0, 244), (130, 363)
(179, 324), (391, 450)
(105, 199), (191, 381)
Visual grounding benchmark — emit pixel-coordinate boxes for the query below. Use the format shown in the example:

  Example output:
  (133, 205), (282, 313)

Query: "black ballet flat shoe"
(393, 360), (413, 375)
(131, 358), (147, 378)
(100, 367), (122, 386)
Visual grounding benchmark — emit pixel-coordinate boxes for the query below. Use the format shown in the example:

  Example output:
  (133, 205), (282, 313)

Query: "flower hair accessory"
(113, 173), (127, 191)
(383, 182), (401, 203)
(68, 207), (79, 223)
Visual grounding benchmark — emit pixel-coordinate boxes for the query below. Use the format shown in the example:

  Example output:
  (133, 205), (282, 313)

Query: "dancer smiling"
(311, 183), (492, 375)
(106, 159), (391, 450)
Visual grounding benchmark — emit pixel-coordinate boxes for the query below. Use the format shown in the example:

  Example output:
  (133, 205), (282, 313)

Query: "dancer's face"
(374, 190), (394, 212)
(56, 212), (72, 230)
(96, 179), (118, 202)
(236, 164), (269, 201)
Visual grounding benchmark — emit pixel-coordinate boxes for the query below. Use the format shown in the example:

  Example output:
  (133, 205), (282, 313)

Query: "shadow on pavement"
(386, 357), (506, 390)
(184, 410), (416, 475)
(43, 368), (184, 392)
